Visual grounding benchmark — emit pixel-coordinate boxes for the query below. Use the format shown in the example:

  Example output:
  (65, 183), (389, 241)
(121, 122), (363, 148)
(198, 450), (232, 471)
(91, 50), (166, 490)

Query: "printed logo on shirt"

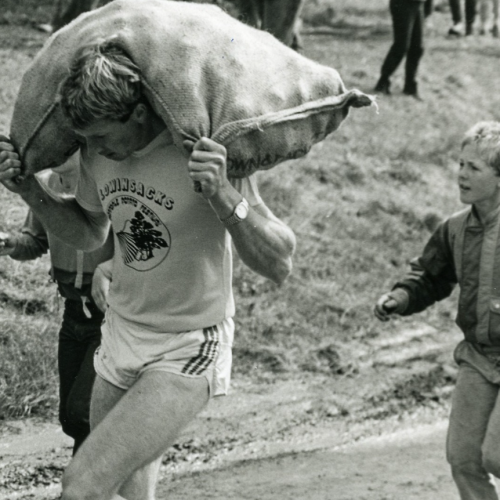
(99, 178), (174, 210)
(107, 194), (171, 272)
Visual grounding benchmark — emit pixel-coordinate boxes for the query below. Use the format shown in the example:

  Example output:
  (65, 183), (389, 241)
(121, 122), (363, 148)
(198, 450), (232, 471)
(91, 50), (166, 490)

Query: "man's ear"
(130, 103), (148, 124)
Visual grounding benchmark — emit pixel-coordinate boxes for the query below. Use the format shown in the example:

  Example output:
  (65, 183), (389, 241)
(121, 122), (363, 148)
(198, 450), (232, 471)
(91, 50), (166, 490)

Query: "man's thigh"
(90, 374), (126, 430)
(447, 363), (498, 467)
(63, 371), (209, 500)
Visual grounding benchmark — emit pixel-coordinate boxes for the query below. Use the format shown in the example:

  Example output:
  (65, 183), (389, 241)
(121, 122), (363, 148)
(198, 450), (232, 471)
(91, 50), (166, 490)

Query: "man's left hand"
(91, 266), (111, 313)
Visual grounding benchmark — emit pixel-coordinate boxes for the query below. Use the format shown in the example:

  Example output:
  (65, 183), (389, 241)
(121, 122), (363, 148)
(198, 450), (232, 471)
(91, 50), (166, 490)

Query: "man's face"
(75, 116), (144, 162)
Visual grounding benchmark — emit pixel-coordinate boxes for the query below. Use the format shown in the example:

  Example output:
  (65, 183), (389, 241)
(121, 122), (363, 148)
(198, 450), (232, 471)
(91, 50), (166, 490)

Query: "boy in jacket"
(374, 121), (500, 500)
(0, 155), (113, 453)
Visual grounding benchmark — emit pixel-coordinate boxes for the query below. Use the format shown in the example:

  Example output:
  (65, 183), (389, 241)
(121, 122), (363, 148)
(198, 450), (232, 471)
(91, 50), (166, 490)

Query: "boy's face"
(458, 143), (500, 207)
(74, 104), (152, 162)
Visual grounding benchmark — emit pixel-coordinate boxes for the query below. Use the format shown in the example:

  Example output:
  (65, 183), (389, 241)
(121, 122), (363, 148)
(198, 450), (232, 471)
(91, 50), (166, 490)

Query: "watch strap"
(220, 197), (249, 226)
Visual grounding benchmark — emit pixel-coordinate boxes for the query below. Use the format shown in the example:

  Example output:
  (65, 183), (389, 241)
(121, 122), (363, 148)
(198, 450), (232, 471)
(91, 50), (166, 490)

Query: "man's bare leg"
(88, 377), (162, 500)
(62, 371), (209, 500)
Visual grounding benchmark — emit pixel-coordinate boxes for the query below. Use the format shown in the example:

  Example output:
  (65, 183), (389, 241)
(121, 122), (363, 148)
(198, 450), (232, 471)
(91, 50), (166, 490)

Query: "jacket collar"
(468, 204), (500, 228)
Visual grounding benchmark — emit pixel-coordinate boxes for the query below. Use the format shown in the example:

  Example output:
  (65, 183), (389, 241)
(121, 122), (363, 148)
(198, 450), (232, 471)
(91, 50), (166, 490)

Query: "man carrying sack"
(1, 2), (374, 498)
(0, 40), (296, 499)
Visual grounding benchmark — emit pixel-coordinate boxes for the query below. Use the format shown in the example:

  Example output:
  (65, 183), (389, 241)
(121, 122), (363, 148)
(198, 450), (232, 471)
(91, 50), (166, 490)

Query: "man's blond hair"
(60, 41), (144, 129)
(462, 121), (500, 174)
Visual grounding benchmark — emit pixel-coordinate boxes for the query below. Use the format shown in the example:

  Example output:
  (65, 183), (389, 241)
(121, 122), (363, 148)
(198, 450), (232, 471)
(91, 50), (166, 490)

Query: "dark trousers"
(449, 0), (477, 27)
(380, 0), (425, 92)
(58, 299), (103, 454)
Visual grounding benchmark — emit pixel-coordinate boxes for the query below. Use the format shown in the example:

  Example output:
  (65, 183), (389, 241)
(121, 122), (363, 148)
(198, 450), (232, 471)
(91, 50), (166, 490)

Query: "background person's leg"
(448, 0), (465, 34)
(66, 333), (101, 453)
(492, 0), (499, 36)
(51, 0), (100, 32)
(376, 0), (415, 94)
(449, 0), (463, 23)
(58, 306), (89, 451)
(62, 371), (209, 500)
(479, 0), (490, 32)
(447, 363), (499, 500)
(404, 2), (424, 96)
(466, 0), (478, 33)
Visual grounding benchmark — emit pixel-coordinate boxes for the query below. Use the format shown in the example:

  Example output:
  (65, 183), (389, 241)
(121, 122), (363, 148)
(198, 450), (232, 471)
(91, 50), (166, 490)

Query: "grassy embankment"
(0, 0), (500, 420)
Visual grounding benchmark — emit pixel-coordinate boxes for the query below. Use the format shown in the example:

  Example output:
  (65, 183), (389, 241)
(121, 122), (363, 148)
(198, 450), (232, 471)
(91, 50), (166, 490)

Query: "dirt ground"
(0, 415), (459, 500)
(163, 420), (456, 500)
(0, 317), (466, 499)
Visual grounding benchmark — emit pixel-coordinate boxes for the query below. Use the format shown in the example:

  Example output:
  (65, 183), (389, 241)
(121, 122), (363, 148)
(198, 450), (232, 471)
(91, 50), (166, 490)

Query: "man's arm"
(223, 201), (296, 285)
(186, 138), (296, 285)
(0, 135), (109, 251)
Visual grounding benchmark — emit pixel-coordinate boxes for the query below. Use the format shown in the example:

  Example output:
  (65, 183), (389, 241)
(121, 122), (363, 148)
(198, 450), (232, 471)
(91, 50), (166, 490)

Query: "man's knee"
(62, 463), (117, 500)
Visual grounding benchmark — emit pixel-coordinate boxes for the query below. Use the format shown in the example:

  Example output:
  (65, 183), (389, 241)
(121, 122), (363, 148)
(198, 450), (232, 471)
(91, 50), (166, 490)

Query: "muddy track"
(0, 323), (461, 500)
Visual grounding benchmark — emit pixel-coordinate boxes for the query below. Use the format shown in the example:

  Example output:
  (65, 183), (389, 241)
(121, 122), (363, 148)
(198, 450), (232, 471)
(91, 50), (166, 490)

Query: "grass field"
(0, 0), (499, 424)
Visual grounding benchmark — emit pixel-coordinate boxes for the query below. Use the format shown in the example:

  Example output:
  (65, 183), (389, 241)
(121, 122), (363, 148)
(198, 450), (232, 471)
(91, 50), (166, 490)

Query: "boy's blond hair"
(462, 121), (500, 174)
(59, 41), (144, 129)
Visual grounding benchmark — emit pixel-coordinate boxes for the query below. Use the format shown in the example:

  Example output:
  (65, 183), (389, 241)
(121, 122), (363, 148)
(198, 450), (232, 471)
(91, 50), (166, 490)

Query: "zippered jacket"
(395, 206), (500, 347)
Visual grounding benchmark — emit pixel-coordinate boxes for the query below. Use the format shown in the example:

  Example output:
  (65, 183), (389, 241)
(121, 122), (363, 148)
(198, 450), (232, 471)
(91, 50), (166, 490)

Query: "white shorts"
(94, 309), (234, 397)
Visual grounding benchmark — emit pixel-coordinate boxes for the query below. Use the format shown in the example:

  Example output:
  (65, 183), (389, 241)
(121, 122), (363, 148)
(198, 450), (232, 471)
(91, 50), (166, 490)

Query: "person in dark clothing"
(448, 0), (477, 36)
(374, 0), (433, 99)
(0, 158), (114, 454)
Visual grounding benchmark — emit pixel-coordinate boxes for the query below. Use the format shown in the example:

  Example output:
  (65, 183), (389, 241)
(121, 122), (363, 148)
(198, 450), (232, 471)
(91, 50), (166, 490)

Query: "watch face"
(235, 202), (248, 219)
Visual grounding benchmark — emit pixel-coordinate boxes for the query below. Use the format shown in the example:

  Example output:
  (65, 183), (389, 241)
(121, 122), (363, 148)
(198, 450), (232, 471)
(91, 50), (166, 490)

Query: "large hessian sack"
(10, 0), (375, 178)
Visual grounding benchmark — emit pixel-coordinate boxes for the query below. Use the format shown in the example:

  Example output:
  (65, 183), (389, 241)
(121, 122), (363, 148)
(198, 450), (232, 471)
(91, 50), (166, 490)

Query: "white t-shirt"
(76, 131), (262, 333)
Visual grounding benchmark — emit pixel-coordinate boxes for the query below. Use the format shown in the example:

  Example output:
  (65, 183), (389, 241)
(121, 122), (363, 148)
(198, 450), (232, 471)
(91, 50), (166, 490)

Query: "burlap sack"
(10, 0), (375, 178)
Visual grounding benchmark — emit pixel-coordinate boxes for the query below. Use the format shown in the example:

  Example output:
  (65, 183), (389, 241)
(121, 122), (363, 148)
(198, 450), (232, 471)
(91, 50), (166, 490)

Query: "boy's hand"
(0, 232), (15, 256)
(374, 289), (409, 322)
(91, 266), (111, 313)
(374, 293), (398, 322)
(184, 138), (229, 199)
(0, 135), (24, 193)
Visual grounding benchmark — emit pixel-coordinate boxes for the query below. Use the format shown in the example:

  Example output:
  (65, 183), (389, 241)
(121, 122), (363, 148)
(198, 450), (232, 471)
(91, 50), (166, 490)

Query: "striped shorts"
(94, 309), (234, 397)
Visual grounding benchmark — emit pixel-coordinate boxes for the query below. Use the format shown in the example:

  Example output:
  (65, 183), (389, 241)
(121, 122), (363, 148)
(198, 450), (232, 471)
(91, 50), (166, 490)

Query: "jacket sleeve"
(9, 211), (49, 261)
(394, 220), (457, 315)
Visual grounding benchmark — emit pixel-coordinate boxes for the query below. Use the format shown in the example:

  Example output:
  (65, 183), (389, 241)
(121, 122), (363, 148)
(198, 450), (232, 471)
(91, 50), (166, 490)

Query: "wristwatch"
(220, 197), (249, 226)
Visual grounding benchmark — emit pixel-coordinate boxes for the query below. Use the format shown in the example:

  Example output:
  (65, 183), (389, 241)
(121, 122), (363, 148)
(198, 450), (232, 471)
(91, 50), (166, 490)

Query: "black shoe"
(374, 78), (391, 95)
(403, 83), (423, 101)
(448, 23), (464, 36)
(465, 24), (474, 36)
(405, 91), (423, 101)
